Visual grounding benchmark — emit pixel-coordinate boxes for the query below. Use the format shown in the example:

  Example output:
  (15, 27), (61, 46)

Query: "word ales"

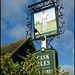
(37, 54), (50, 66)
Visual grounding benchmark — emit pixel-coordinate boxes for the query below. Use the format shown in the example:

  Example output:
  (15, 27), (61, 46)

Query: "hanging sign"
(33, 49), (58, 74)
(33, 6), (59, 39)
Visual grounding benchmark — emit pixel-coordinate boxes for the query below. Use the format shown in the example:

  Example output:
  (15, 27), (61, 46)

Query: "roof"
(1, 36), (35, 55)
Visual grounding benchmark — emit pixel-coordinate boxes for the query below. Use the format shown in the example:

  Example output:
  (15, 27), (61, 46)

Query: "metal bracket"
(25, 0), (65, 49)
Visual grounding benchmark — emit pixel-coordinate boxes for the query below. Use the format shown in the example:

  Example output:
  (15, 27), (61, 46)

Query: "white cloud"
(6, 24), (27, 39)
(1, 0), (39, 40)
(51, 28), (74, 55)
(1, 0), (28, 26)
(60, 65), (74, 75)
(1, 19), (7, 30)
(1, 0), (74, 44)
(63, 0), (74, 27)
(61, 29), (74, 49)
(1, 0), (31, 40)
(63, 0), (74, 10)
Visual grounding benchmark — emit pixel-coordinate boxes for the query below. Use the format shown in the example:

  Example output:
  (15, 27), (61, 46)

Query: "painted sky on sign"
(34, 7), (56, 24)
(1, 0), (74, 75)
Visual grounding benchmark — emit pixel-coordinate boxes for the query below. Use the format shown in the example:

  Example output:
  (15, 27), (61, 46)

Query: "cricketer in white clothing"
(41, 11), (49, 32)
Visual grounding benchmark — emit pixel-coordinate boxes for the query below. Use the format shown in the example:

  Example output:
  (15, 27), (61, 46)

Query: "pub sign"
(34, 49), (58, 74)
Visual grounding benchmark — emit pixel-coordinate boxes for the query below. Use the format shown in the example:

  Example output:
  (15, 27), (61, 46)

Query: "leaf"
(3, 71), (7, 75)
(21, 61), (24, 65)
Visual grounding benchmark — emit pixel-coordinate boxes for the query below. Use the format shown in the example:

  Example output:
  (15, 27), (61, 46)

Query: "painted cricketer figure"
(41, 11), (49, 32)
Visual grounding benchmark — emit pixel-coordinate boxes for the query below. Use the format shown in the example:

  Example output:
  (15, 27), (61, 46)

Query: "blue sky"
(1, 0), (74, 75)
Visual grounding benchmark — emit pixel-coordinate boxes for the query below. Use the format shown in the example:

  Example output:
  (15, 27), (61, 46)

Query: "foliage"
(36, 21), (40, 25)
(1, 53), (69, 75)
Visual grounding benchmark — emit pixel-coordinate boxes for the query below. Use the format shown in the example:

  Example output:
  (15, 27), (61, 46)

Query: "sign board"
(33, 49), (58, 74)
(33, 6), (59, 39)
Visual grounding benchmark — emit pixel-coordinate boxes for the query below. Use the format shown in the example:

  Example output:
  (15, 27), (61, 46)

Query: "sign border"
(33, 49), (57, 73)
(33, 5), (60, 40)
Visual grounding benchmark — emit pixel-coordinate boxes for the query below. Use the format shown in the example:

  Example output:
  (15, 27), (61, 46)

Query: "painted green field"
(35, 19), (57, 35)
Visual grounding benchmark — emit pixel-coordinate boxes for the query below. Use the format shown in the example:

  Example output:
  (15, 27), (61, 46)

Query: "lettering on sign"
(37, 54), (49, 60)
(38, 69), (53, 74)
(34, 50), (57, 74)
(37, 54), (50, 67)
(42, 69), (53, 73)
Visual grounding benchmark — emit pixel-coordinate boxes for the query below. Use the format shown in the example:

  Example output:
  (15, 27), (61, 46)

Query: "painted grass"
(35, 20), (57, 35)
